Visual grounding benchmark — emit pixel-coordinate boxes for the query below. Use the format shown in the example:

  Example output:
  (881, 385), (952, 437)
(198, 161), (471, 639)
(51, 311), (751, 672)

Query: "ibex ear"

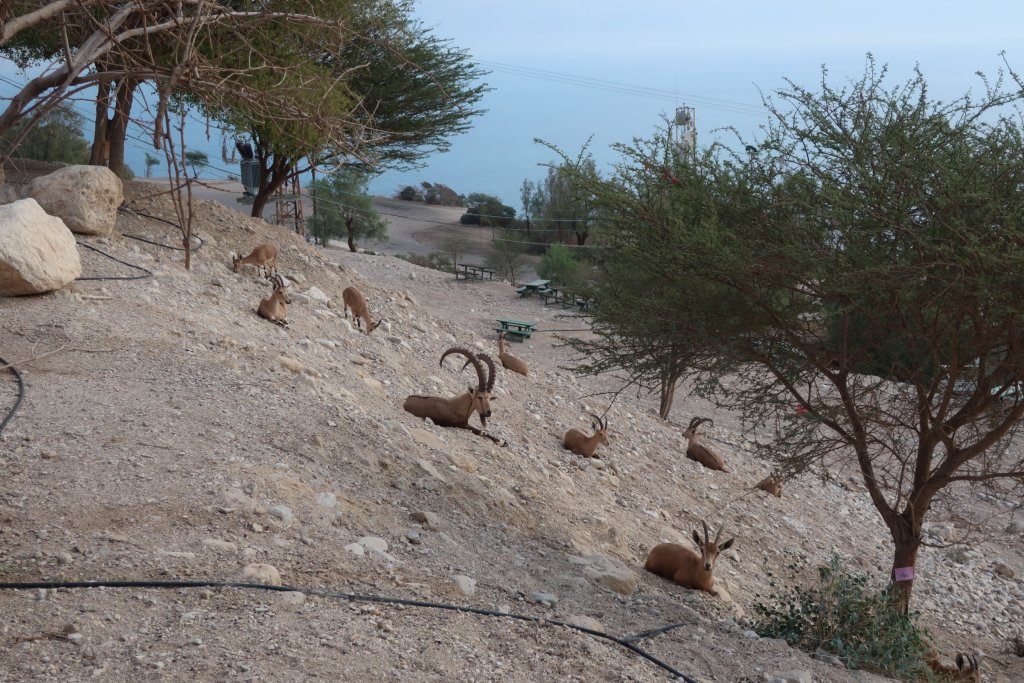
(719, 538), (735, 551)
(692, 530), (702, 548)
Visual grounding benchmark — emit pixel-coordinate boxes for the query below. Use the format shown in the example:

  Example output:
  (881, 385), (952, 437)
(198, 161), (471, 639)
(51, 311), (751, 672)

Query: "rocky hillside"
(0, 175), (1021, 682)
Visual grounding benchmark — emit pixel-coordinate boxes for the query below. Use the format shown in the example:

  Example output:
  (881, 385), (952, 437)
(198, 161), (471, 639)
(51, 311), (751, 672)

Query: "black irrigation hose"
(0, 355), (25, 436)
(120, 204), (205, 253)
(74, 241), (153, 282)
(0, 579), (698, 682)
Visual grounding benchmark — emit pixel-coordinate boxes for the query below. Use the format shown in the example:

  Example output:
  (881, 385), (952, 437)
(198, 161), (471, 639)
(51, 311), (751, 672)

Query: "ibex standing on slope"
(497, 332), (528, 376)
(645, 521), (735, 596)
(342, 286), (384, 334)
(232, 243), (278, 278)
(403, 347), (502, 444)
(563, 413), (609, 458)
(257, 274), (291, 328)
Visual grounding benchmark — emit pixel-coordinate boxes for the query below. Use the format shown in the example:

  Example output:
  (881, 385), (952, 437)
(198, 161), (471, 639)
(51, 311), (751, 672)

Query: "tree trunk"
(658, 370), (678, 419)
(250, 154), (292, 219)
(887, 513), (922, 614)
(89, 78), (111, 166)
(346, 216), (356, 252)
(106, 80), (136, 178)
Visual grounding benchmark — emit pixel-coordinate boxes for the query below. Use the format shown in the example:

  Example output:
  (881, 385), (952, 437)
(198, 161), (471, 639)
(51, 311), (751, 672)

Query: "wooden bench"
(456, 263), (495, 281)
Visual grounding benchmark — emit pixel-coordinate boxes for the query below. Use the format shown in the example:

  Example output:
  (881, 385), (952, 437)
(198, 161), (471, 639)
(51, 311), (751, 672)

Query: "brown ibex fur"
(644, 521), (734, 596)
(497, 332), (528, 376)
(925, 652), (982, 682)
(563, 413), (608, 458)
(232, 243), (278, 278)
(755, 475), (783, 497)
(683, 417), (728, 472)
(256, 274), (291, 327)
(342, 286), (383, 334)
(403, 348), (501, 444)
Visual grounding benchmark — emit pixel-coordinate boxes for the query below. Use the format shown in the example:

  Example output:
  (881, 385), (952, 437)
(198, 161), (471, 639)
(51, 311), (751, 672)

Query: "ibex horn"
(440, 347), (486, 391)
(701, 520), (710, 545)
(477, 353), (496, 391)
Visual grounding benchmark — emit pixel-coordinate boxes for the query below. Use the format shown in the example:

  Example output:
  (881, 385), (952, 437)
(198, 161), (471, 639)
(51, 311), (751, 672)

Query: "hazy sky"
(370, 1), (1024, 208)
(2, 1), (1023, 211)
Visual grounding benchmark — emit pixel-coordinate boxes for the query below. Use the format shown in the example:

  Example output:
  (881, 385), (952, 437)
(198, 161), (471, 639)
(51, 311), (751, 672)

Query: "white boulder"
(26, 165), (123, 236)
(0, 198), (81, 295)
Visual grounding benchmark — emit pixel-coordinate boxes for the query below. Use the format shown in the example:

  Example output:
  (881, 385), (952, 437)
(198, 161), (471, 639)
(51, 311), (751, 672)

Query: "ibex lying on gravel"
(257, 274), (291, 328)
(755, 475), (783, 497)
(644, 521), (734, 596)
(497, 332), (528, 376)
(342, 286), (384, 334)
(563, 413), (608, 458)
(925, 652), (982, 681)
(683, 417), (728, 472)
(403, 347), (502, 444)
(232, 243), (278, 278)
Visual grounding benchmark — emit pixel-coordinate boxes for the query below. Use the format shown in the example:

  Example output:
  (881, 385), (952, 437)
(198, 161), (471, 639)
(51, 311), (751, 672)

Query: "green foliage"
(421, 182), (463, 206)
(536, 244), (582, 289)
(440, 235), (469, 268)
(460, 201), (516, 227)
(752, 559), (933, 678)
(184, 151), (208, 177)
(308, 167), (387, 251)
(397, 185), (424, 201)
(0, 106), (89, 164)
(395, 251), (452, 273)
(144, 153), (161, 178)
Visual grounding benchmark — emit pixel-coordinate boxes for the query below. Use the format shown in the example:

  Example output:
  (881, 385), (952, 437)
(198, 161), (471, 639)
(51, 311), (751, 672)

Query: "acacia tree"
(534, 148), (600, 245)
(307, 167), (387, 251)
(486, 229), (529, 285)
(571, 60), (1024, 612)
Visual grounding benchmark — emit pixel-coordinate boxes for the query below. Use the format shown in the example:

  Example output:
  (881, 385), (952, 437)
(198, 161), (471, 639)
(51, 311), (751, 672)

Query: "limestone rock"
(0, 198), (81, 295)
(240, 563), (281, 586)
(26, 165), (123, 236)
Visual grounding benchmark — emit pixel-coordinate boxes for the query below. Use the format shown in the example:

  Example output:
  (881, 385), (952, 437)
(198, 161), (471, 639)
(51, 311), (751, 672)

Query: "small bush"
(397, 185), (424, 202)
(752, 558), (933, 679)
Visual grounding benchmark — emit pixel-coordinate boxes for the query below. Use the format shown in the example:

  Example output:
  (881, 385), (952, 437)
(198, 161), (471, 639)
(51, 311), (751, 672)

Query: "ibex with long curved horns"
(563, 413), (608, 458)
(645, 521), (735, 596)
(683, 417), (728, 472)
(403, 347), (502, 443)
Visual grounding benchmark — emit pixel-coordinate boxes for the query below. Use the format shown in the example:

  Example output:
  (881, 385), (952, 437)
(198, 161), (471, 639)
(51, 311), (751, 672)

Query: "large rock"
(0, 198), (81, 295)
(26, 165), (123, 236)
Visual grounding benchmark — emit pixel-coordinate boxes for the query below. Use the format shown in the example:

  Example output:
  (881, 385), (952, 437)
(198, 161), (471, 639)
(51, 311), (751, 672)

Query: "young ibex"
(232, 243), (278, 278)
(644, 521), (735, 596)
(563, 413), (609, 458)
(497, 332), (528, 376)
(683, 417), (728, 472)
(755, 474), (783, 497)
(257, 274), (291, 327)
(403, 347), (502, 444)
(925, 652), (982, 682)
(342, 286), (384, 334)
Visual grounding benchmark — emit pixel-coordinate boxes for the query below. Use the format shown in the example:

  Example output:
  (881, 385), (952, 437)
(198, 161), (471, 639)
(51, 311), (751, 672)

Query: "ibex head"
(691, 520), (734, 572)
(442, 347), (496, 426)
(590, 413), (609, 446)
(269, 274), (291, 303)
(683, 416), (713, 438)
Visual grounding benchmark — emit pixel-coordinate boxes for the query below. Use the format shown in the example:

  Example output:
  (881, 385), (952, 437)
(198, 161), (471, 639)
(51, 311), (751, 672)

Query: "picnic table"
(514, 279), (551, 297)
(455, 263), (496, 281)
(495, 317), (536, 342)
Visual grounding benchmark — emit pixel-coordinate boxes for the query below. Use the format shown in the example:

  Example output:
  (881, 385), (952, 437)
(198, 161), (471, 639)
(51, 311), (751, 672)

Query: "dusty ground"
(1, 166), (1022, 682)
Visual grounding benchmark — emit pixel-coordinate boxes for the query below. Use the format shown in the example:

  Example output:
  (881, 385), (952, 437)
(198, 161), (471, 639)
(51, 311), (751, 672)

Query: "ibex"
(644, 521), (734, 596)
(563, 413), (608, 458)
(925, 652), (982, 682)
(257, 274), (291, 328)
(755, 474), (783, 497)
(497, 332), (528, 376)
(683, 417), (728, 472)
(342, 286), (384, 334)
(232, 243), (278, 277)
(403, 347), (502, 444)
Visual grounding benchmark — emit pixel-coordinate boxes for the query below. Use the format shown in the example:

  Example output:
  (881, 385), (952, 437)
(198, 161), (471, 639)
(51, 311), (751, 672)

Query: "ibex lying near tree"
(683, 417), (728, 472)
(403, 347), (502, 444)
(342, 286), (384, 334)
(755, 474), (783, 497)
(563, 413), (608, 458)
(231, 243), (278, 278)
(257, 274), (291, 328)
(925, 652), (982, 682)
(497, 332), (528, 376)
(644, 521), (734, 596)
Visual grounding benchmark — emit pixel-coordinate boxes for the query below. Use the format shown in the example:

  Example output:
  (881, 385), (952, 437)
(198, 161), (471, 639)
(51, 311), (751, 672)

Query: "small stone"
(564, 615), (603, 632)
(742, 629), (759, 639)
(278, 356), (303, 374)
(404, 531), (422, 545)
(357, 536), (388, 553)
(268, 505), (294, 525)
(451, 575), (476, 596)
(315, 492), (338, 508)
(240, 563), (281, 586)
(531, 591), (558, 608)
(993, 561), (1015, 579)
(763, 671), (812, 683)
(344, 543), (365, 557)
(202, 538), (238, 553)
(410, 511), (443, 531)
(57, 552), (73, 565)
